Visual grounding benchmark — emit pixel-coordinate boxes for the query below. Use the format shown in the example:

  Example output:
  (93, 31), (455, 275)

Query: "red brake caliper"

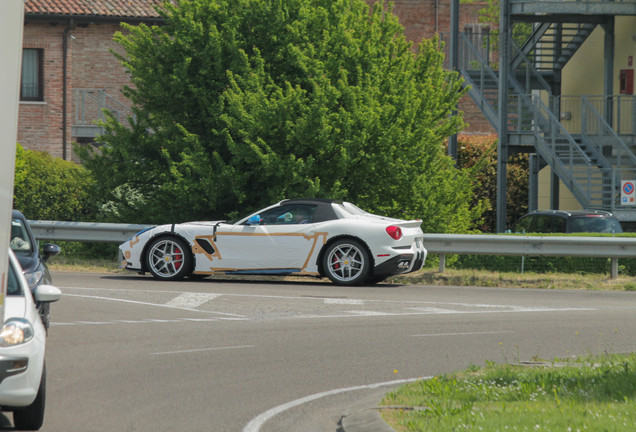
(174, 246), (182, 270)
(332, 251), (340, 270)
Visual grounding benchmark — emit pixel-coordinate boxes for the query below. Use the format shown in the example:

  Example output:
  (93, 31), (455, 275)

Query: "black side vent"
(195, 238), (215, 255)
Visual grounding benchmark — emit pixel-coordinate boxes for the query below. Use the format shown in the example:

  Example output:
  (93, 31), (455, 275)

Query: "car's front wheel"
(146, 236), (192, 281)
(322, 239), (371, 286)
(13, 365), (45, 430)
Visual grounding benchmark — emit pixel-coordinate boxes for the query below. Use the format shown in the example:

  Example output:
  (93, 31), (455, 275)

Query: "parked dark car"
(10, 210), (61, 330)
(513, 210), (623, 234)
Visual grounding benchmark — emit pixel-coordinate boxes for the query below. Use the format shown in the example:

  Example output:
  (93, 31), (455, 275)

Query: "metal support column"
(529, 154), (539, 211)
(603, 17), (615, 127)
(448, 0), (460, 161)
(496, 0), (510, 233)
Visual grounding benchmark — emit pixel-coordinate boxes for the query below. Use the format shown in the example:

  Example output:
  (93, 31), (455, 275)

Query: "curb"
(339, 408), (396, 432)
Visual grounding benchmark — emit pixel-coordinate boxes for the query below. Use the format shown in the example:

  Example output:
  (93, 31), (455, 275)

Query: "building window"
(21, 48), (44, 101)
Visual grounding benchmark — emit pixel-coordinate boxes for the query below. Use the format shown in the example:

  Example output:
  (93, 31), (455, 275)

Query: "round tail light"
(386, 226), (402, 240)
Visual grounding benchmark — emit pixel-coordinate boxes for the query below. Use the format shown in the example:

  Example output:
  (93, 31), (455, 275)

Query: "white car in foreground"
(120, 199), (427, 285)
(1, 250), (61, 430)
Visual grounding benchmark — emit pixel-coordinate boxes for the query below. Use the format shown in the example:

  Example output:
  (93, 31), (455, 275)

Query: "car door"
(218, 204), (320, 272)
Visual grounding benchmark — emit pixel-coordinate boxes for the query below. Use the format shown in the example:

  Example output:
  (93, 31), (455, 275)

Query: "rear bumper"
(372, 243), (427, 277)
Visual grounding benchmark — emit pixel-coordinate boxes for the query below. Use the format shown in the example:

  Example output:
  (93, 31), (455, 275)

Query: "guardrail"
(29, 221), (636, 278)
(29, 220), (152, 244)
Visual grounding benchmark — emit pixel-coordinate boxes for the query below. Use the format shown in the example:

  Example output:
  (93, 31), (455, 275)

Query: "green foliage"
(456, 135), (528, 232)
(80, 0), (477, 232)
(453, 254), (622, 275)
(13, 144), (97, 221)
(383, 354), (636, 431)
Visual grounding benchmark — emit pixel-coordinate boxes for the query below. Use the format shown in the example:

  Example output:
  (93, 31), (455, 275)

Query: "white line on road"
(412, 331), (515, 337)
(165, 292), (221, 308)
(51, 317), (224, 326)
(63, 293), (246, 318)
(152, 345), (256, 355)
(324, 298), (364, 305)
(242, 377), (431, 432)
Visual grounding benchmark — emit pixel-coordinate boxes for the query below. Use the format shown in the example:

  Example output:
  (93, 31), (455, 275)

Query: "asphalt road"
(22, 271), (636, 432)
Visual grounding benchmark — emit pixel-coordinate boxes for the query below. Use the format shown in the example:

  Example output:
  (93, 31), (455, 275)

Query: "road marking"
(243, 377), (430, 432)
(412, 331), (515, 337)
(408, 307), (458, 314)
(346, 310), (393, 316)
(63, 293), (246, 318)
(295, 306), (594, 320)
(51, 317), (229, 327)
(165, 292), (221, 309)
(152, 345), (256, 355)
(324, 298), (364, 305)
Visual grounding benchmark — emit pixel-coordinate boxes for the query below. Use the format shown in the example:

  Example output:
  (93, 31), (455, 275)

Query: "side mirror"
(247, 215), (262, 225)
(42, 243), (61, 262)
(34, 284), (62, 303)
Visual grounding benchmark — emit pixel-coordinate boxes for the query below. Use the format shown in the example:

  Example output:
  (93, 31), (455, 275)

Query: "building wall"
(19, 20), (131, 161)
(19, 22), (68, 158)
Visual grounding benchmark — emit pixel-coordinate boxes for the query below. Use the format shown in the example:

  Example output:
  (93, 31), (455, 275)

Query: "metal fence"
(29, 221), (636, 278)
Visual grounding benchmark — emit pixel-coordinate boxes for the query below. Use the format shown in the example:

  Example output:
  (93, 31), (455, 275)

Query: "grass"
(47, 257), (636, 291)
(381, 353), (636, 431)
(48, 256), (122, 274)
(393, 268), (636, 291)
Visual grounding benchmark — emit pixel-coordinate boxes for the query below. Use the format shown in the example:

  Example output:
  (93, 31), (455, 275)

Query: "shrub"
(13, 144), (98, 221)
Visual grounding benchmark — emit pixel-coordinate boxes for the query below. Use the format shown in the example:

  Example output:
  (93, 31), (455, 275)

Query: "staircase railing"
(559, 95), (636, 136)
(581, 96), (636, 169)
(528, 93), (611, 207)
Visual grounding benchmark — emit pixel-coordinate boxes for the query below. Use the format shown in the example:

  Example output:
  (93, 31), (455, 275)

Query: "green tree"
(81, 0), (478, 233)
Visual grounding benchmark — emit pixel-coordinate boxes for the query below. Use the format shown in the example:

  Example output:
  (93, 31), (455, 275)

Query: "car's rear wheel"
(146, 236), (192, 281)
(322, 239), (371, 285)
(13, 365), (45, 430)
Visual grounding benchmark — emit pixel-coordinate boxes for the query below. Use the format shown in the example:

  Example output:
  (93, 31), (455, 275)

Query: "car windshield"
(568, 216), (623, 233)
(10, 218), (33, 253)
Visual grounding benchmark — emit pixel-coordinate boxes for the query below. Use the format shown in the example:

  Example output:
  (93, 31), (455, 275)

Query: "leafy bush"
(13, 144), (98, 221)
(13, 145), (112, 260)
(456, 135), (528, 233)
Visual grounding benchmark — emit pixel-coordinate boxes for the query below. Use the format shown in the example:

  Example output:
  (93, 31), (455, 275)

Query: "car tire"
(13, 365), (45, 431)
(146, 236), (192, 281)
(322, 239), (371, 286)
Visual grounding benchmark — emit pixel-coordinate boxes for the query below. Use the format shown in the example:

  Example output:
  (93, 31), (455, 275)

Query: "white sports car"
(119, 199), (427, 285)
(1, 250), (61, 430)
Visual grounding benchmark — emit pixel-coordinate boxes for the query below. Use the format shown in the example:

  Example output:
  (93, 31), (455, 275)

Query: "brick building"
(19, 0), (491, 161)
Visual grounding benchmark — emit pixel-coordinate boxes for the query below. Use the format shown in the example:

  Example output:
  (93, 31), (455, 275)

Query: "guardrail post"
(439, 254), (446, 273)
(611, 257), (618, 279)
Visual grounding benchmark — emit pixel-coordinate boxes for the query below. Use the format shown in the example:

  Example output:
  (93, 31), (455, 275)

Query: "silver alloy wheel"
(326, 243), (366, 283)
(148, 238), (187, 278)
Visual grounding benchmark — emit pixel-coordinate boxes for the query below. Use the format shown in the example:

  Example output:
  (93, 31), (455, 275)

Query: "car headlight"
(24, 269), (43, 290)
(0, 319), (34, 346)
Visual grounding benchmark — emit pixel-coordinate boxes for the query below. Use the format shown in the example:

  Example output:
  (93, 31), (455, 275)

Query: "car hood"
(13, 252), (39, 274)
(4, 296), (27, 320)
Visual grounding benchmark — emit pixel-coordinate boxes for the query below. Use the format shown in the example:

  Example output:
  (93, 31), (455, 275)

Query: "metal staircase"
(512, 23), (597, 73)
(453, 16), (636, 215)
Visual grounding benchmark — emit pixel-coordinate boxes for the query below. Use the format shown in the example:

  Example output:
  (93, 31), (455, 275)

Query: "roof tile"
(25, 0), (163, 19)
